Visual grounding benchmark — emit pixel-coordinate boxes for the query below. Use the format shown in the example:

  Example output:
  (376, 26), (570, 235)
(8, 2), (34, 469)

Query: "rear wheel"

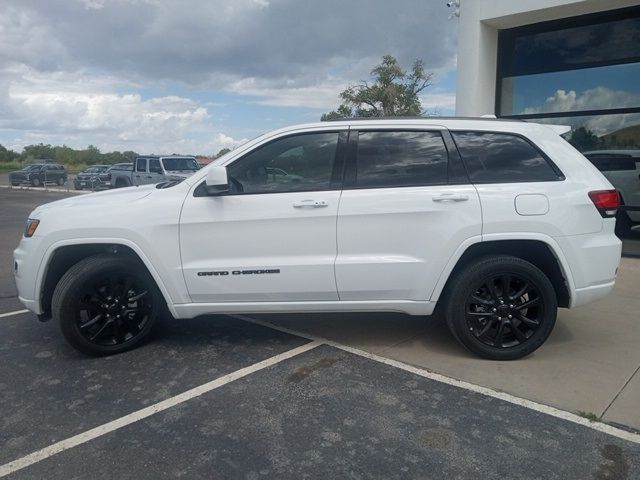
(52, 254), (161, 356)
(31, 177), (41, 187)
(57, 176), (65, 186)
(443, 255), (557, 360)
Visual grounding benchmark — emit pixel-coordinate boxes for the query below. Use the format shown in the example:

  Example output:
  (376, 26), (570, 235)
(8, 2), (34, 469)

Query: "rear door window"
(451, 131), (562, 183)
(355, 130), (448, 188)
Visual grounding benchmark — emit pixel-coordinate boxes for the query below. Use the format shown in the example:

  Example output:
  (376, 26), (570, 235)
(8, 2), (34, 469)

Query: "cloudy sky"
(0, 0), (459, 156)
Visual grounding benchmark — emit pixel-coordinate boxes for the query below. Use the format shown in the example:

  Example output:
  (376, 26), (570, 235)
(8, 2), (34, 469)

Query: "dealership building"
(456, 0), (640, 148)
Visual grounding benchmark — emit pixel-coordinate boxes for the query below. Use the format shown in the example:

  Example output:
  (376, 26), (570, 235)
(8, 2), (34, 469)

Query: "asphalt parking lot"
(1, 188), (639, 479)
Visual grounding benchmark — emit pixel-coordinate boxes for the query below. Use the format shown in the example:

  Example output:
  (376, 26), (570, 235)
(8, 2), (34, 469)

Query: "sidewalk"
(263, 257), (640, 432)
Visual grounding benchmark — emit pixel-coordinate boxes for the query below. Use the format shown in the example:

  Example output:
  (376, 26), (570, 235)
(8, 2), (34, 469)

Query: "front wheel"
(443, 255), (557, 360)
(57, 177), (65, 186)
(31, 177), (41, 187)
(52, 254), (161, 356)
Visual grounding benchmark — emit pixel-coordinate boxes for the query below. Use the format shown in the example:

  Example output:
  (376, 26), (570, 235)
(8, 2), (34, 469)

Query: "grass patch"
(576, 411), (602, 422)
(0, 161), (24, 173)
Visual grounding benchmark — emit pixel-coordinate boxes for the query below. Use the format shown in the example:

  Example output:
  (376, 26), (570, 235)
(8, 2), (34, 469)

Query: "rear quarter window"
(451, 131), (562, 183)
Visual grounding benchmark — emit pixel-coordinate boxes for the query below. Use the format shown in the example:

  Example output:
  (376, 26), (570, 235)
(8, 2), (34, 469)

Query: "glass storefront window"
(532, 114), (640, 255)
(499, 13), (640, 77)
(498, 7), (640, 255)
(500, 62), (640, 116)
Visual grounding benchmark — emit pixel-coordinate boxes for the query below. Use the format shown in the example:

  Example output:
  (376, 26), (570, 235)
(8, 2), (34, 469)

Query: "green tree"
(216, 148), (231, 157)
(321, 55), (433, 121)
(76, 145), (102, 165)
(21, 143), (56, 161)
(0, 144), (20, 162)
(568, 127), (601, 151)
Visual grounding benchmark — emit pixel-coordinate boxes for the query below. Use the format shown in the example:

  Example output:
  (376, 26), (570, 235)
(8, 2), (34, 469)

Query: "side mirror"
(204, 166), (230, 195)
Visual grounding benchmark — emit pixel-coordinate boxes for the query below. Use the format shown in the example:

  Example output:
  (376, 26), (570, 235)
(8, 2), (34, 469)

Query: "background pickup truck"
(110, 155), (200, 187)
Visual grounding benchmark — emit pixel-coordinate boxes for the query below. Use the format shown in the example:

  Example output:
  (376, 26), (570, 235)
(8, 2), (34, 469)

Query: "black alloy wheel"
(52, 254), (161, 355)
(465, 274), (543, 349)
(75, 276), (152, 347)
(444, 255), (557, 360)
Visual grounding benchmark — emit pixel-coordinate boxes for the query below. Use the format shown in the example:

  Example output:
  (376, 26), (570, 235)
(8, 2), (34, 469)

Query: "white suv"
(14, 118), (622, 359)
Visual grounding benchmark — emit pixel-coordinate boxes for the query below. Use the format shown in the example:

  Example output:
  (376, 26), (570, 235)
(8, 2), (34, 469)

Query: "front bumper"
(13, 235), (45, 315)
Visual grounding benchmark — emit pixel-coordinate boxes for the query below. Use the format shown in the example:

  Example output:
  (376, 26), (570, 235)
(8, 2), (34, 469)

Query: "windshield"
(86, 166), (106, 173)
(162, 157), (199, 171)
(22, 165), (41, 171)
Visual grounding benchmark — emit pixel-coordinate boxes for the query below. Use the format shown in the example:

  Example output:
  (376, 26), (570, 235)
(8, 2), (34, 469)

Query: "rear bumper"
(572, 281), (616, 308)
(555, 220), (621, 308)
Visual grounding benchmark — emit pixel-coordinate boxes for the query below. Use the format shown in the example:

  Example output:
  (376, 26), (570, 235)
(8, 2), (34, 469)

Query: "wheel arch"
(38, 240), (175, 321)
(115, 177), (132, 187)
(431, 236), (574, 309)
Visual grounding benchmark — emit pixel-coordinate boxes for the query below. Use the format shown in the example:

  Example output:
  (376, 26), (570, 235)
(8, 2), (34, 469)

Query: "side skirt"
(171, 300), (435, 318)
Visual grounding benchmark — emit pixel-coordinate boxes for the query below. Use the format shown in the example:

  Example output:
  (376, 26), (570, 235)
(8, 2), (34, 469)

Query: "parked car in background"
(9, 163), (67, 187)
(73, 165), (110, 190)
(96, 163), (133, 189)
(110, 155), (200, 188)
(583, 150), (640, 235)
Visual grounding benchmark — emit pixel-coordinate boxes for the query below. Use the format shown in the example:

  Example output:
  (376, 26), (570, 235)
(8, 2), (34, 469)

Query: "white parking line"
(232, 315), (640, 445)
(0, 340), (321, 478)
(0, 309), (29, 318)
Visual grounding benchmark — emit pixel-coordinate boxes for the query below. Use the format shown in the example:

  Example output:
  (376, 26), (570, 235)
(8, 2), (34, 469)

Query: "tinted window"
(452, 132), (561, 183)
(149, 159), (162, 173)
(163, 157), (199, 171)
(499, 13), (640, 77)
(585, 154), (638, 171)
(355, 131), (448, 188)
(135, 158), (147, 172)
(227, 132), (339, 194)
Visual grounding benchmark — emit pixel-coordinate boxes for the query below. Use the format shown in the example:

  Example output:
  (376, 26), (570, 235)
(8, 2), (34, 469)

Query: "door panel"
(180, 130), (346, 303)
(180, 191), (341, 302)
(335, 128), (482, 301)
(335, 185), (481, 301)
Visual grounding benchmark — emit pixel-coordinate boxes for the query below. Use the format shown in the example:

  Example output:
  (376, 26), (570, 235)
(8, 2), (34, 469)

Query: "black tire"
(11, 182), (19, 186)
(31, 177), (41, 187)
(52, 254), (161, 356)
(74, 184), (82, 190)
(57, 176), (65, 186)
(443, 255), (557, 360)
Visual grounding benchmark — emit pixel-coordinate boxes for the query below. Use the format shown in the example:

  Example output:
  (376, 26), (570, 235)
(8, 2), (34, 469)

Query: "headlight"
(24, 219), (40, 237)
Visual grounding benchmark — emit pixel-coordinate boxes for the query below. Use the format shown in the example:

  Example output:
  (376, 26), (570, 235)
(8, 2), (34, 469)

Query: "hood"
(32, 184), (157, 215)
(165, 170), (198, 179)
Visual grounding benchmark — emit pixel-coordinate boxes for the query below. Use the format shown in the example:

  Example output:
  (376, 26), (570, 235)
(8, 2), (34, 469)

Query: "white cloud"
(214, 132), (247, 148)
(525, 86), (640, 115)
(226, 77), (348, 109)
(420, 91), (456, 113)
(525, 87), (640, 136)
(0, 0), (458, 153)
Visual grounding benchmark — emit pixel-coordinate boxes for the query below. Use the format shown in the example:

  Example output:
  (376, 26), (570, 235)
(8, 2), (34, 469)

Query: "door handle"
(146, 176), (152, 178)
(432, 194), (469, 202)
(293, 199), (328, 208)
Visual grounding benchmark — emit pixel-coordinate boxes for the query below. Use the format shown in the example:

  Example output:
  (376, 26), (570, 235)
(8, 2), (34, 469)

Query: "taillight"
(588, 190), (620, 218)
